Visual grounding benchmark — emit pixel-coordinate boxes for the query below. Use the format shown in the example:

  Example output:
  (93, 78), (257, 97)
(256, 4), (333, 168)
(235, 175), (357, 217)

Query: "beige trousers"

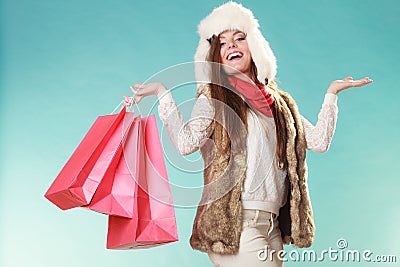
(208, 209), (284, 267)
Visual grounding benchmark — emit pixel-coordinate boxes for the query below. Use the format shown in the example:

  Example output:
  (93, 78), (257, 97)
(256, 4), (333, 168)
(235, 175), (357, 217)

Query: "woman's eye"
(220, 42), (226, 46)
(236, 37), (245, 41)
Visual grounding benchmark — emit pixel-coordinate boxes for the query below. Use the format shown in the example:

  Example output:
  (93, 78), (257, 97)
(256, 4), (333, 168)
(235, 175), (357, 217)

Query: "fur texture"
(194, 2), (277, 87)
(189, 84), (315, 255)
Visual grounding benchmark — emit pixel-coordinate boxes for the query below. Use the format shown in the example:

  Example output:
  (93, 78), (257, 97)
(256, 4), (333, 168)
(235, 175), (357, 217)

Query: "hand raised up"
(327, 77), (373, 95)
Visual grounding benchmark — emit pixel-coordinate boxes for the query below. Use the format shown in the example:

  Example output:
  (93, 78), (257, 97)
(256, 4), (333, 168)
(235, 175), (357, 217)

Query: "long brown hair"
(207, 35), (249, 153)
(207, 34), (287, 167)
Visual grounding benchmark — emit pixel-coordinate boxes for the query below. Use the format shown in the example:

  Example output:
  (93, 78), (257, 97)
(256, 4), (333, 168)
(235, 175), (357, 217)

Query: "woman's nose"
(227, 41), (237, 49)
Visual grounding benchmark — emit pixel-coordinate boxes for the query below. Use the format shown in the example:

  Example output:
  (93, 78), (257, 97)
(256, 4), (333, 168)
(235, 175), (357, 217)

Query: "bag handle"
(111, 100), (125, 114)
(110, 98), (138, 114)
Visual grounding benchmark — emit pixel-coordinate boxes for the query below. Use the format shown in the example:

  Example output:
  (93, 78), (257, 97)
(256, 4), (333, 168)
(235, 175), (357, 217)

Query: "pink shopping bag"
(106, 115), (178, 249)
(45, 108), (129, 210)
(87, 116), (142, 218)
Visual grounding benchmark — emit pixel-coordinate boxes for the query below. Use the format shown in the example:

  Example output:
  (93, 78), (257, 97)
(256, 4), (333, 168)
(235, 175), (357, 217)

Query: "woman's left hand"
(327, 77), (373, 95)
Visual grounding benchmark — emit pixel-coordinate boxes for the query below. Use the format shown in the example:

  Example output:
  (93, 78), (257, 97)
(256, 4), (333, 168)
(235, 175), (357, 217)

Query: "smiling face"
(219, 30), (252, 79)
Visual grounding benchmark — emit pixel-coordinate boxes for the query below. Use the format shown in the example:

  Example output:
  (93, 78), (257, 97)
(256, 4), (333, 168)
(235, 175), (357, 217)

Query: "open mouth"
(227, 51), (243, 61)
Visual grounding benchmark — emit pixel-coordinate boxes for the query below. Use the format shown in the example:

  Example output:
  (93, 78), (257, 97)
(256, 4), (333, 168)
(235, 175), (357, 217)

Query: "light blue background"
(1, 0), (399, 266)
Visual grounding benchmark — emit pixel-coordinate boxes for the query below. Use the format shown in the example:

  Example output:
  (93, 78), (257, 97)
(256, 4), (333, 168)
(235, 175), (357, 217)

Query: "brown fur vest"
(189, 84), (315, 255)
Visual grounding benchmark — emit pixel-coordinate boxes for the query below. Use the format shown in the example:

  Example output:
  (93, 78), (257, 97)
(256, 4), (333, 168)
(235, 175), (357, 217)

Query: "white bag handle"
(110, 97), (138, 114)
(111, 100), (125, 114)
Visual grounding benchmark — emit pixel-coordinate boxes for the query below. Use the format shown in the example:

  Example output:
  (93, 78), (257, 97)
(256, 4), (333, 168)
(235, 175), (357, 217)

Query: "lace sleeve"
(157, 91), (215, 155)
(301, 93), (338, 153)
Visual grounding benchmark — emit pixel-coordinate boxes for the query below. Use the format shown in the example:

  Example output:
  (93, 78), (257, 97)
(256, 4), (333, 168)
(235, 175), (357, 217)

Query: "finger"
(134, 95), (143, 104)
(363, 77), (373, 83)
(131, 85), (147, 95)
(127, 95), (135, 105)
(355, 77), (373, 83)
(356, 77), (373, 83)
(130, 86), (141, 95)
(133, 83), (145, 89)
(123, 95), (129, 105)
(352, 80), (372, 87)
(131, 86), (147, 96)
(343, 77), (353, 81)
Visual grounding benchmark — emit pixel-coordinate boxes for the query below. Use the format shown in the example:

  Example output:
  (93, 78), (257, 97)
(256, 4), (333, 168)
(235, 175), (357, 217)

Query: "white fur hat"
(194, 1), (277, 86)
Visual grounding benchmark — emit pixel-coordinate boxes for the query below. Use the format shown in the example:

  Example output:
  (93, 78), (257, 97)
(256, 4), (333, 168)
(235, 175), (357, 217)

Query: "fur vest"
(189, 83), (315, 255)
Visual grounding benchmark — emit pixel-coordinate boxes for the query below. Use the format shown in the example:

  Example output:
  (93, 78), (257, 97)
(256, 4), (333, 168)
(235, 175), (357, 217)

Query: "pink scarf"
(227, 76), (274, 117)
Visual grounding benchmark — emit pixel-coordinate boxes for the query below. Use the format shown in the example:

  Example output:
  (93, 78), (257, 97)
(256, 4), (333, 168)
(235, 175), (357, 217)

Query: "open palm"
(327, 77), (373, 95)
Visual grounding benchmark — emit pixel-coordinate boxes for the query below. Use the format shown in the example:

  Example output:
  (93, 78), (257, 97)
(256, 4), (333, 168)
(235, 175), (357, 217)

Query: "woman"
(124, 2), (372, 266)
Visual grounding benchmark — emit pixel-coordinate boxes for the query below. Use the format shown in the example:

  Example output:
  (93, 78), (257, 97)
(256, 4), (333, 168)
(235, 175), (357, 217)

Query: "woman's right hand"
(123, 82), (167, 106)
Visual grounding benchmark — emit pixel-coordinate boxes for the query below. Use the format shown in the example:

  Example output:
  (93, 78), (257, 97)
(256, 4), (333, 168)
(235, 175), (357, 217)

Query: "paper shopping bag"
(87, 116), (143, 218)
(45, 108), (129, 210)
(106, 115), (178, 249)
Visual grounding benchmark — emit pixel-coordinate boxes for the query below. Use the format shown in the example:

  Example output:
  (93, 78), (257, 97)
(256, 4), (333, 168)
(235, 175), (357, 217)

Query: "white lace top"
(157, 90), (338, 215)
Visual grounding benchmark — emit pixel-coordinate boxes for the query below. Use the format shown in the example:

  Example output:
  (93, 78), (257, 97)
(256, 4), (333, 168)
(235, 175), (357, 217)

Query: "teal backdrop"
(1, 0), (399, 266)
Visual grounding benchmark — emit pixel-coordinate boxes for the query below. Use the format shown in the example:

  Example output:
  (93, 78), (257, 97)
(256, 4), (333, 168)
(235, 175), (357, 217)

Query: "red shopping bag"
(45, 108), (129, 210)
(87, 116), (142, 218)
(106, 115), (178, 249)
